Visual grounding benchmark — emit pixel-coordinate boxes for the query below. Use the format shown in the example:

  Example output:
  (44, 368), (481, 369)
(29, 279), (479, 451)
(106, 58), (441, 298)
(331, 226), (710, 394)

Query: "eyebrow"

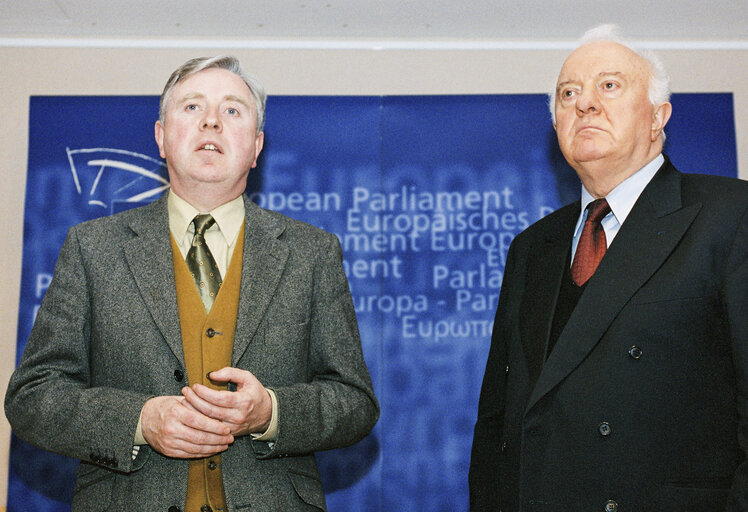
(596, 71), (625, 79)
(223, 94), (252, 110)
(176, 92), (204, 104)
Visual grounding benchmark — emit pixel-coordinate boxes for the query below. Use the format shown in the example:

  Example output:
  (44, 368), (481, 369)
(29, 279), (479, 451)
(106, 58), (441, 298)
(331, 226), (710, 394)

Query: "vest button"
(206, 328), (216, 337)
(201, 505), (213, 512)
(173, 369), (184, 382)
(208, 460), (218, 470)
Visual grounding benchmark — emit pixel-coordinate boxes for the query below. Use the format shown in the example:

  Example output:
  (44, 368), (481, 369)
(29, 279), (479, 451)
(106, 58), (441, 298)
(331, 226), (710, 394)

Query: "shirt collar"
(575, 153), (664, 236)
(167, 190), (245, 247)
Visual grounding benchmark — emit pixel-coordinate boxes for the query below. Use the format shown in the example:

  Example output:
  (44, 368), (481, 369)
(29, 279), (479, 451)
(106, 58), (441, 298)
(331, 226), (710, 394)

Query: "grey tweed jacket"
(5, 194), (379, 512)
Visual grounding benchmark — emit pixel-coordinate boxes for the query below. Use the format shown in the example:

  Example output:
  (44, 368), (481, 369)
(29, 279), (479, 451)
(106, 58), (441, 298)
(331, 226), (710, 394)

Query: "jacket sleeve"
(252, 233), (379, 458)
(725, 205), (748, 511)
(468, 235), (524, 510)
(4, 226), (149, 474)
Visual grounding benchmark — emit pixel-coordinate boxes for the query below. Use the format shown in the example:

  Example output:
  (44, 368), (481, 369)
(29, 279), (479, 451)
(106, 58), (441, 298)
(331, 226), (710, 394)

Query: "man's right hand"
(140, 394), (234, 458)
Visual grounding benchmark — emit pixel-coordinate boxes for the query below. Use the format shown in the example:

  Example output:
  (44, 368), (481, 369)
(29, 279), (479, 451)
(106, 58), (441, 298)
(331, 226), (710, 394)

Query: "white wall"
(1, 45), (746, 508)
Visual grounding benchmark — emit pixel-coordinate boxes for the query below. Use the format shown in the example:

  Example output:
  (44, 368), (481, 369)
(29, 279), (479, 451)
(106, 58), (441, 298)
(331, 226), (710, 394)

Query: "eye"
(560, 88), (577, 100)
(602, 81), (619, 91)
(185, 104), (199, 111)
(226, 107), (239, 116)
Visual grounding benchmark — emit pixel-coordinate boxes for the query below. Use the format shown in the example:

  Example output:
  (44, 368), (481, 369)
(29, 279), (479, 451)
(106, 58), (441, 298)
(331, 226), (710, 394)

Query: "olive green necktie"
(186, 214), (222, 312)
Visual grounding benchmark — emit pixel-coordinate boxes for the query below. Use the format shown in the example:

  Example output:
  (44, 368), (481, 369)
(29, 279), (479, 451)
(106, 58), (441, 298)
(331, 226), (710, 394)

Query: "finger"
(188, 383), (243, 409)
(183, 385), (244, 424)
(177, 423), (234, 448)
(141, 396), (234, 458)
(208, 366), (259, 387)
(188, 385), (266, 427)
(182, 385), (233, 417)
(160, 437), (230, 458)
(176, 392), (233, 436)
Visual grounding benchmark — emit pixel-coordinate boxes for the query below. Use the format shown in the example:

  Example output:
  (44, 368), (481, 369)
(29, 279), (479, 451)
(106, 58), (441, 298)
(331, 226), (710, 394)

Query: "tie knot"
(192, 214), (216, 238)
(586, 198), (611, 224)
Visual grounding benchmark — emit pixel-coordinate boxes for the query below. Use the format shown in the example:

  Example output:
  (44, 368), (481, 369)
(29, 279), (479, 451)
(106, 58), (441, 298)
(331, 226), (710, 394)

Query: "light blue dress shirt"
(571, 154), (665, 263)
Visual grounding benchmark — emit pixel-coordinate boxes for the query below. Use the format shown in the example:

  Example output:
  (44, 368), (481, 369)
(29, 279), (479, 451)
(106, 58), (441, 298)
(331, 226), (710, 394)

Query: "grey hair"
(549, 24), (671, 128)
(159, 55), (267, 134)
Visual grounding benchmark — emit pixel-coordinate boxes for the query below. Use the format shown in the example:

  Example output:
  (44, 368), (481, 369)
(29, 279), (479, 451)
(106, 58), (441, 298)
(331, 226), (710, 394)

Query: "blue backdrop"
(10, 93), (738, 511)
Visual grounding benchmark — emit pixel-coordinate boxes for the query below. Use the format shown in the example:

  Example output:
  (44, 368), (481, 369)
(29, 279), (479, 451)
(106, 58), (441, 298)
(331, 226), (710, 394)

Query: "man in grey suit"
(6, 56), (379, 512)
(469, 25), (748, 510)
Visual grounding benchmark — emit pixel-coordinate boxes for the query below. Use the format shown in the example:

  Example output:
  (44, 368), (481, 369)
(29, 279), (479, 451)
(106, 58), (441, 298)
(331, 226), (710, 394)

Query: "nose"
(576, 88), (600, 116)
(201, 108), (222, 131)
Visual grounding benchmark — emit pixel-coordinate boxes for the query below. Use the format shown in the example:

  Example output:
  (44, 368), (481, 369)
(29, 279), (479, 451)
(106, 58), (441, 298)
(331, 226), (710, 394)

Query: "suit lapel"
(527, 162), (702, 412)
(232, 198), (290, 365)
(519, 203), (578, 387)
(123, 195), (185, 364)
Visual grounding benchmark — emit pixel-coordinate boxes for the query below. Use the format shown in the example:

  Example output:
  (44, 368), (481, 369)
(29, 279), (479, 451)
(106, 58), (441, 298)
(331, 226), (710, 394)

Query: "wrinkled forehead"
(557, 40), (649, 85)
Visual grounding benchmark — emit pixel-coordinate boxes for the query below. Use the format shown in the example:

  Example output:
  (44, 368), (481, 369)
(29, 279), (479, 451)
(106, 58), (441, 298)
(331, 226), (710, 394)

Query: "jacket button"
(206, 328), (216, 338)
(168, 507), (181, 512)
(628, 345), (643, 359)
(505, 365), (510, 374)
(605, 500), (618, 512)
(500, 441), (508, 453)
(599, 422), (612, 437)
(173, 369), (184, 382)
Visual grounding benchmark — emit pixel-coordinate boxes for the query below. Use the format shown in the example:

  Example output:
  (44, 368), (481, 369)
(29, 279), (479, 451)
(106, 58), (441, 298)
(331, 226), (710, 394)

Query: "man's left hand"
(181, 367), (272, 437)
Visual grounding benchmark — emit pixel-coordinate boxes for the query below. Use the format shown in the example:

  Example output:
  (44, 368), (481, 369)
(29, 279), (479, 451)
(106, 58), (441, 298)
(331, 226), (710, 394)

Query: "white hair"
(549, 24), (671, 129)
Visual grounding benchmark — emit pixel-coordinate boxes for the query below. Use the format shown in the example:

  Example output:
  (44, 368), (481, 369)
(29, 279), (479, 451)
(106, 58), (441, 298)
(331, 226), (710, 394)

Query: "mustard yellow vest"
(171, 223), (244, 512)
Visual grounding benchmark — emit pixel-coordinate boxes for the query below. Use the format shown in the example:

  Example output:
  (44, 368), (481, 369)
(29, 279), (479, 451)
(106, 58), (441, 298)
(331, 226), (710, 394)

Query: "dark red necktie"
(571, 198), (611, 286)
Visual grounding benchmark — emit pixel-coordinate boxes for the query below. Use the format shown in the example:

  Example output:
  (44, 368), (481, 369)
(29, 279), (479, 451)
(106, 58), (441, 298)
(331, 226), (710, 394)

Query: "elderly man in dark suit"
(469, 25), (748, 511)
(5, 56), (379, 512)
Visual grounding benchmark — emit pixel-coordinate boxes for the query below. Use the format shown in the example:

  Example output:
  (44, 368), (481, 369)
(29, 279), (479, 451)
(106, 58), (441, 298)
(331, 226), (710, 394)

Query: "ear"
(250, 131), (265, 169)
(651, 102), (672, 141)
(154, 120), (166, 159)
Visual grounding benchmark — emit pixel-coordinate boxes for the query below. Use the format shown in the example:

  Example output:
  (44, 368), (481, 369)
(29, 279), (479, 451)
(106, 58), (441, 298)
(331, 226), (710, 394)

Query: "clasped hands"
(141, 367), (272, 459)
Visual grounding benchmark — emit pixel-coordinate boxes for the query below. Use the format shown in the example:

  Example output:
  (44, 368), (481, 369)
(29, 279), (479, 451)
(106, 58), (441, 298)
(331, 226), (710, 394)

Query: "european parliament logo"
(65, 147), (169, 214)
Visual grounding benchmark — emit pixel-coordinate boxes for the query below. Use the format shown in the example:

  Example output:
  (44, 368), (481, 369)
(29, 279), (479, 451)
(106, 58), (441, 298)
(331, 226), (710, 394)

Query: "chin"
(191, 171), (232, 183)
(571, 143), (611, 164)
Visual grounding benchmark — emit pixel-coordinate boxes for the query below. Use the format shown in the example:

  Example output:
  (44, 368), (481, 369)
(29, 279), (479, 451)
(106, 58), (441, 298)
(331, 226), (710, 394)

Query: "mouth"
(197, 142), (223, 153)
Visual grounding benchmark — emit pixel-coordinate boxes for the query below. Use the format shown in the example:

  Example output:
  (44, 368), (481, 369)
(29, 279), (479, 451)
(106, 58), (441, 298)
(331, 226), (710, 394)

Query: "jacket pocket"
(652, 480), (730, 511)
(72, 462), (115, 511)
(288, 469), (326, 511)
